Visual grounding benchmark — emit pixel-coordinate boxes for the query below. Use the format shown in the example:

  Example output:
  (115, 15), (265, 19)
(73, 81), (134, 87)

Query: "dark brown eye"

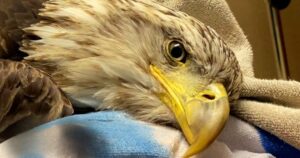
(168, 41), (187, 63)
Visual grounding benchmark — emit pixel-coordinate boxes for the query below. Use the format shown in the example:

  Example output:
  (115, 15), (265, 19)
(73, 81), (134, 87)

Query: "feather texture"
(0, 0), (45, 60)
(0, 59), (73, 138)
(0, 0), (74, 135)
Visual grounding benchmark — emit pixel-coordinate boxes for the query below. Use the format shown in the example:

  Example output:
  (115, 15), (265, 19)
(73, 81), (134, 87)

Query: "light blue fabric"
(0, 111), (299, 158)
(2, 112), (170, 158)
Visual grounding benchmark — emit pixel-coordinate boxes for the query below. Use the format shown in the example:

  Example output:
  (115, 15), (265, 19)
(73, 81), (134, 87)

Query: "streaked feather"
(0, 59), (73, 139)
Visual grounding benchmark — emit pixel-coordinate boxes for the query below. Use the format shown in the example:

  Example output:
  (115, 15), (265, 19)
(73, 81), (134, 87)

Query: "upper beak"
(150, 65), (229, 157)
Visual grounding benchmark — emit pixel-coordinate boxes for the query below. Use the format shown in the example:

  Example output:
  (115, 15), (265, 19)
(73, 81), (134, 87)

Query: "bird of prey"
(0, 0), (242, 156)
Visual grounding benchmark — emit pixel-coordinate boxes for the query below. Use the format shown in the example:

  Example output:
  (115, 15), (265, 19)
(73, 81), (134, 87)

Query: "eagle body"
(0, 0), (242, 152)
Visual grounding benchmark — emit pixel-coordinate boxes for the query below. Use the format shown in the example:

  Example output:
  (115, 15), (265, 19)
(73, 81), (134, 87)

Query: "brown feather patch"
(0, 59), (73, 138)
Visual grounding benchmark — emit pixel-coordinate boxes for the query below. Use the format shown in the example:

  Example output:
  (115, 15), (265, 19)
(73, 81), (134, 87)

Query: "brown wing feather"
(0, 59), (73, 134)
(0, 0), (46, 60)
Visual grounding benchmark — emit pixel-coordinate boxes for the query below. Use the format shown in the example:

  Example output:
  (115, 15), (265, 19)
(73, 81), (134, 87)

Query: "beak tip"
(149, 67), (229, 157)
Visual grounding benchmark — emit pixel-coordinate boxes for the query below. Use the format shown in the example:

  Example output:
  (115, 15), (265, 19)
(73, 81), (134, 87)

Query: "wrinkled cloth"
(156, 0), (300, 151)
(1, 111), (299, 158)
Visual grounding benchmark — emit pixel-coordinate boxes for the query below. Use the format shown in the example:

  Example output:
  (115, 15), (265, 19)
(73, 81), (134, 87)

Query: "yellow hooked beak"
(150, 65), (229, 157)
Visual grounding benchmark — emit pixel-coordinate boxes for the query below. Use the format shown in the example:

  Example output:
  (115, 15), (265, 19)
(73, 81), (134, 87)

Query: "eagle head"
(21, 0), (242, 156)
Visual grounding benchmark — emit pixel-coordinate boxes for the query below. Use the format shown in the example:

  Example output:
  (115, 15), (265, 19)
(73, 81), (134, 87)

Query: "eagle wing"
(0, 60), (73, 133)
(0, 0), (73, 134)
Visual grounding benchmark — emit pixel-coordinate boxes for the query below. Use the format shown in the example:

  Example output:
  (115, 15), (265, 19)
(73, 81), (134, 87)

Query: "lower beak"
(150, 66), (230, 157)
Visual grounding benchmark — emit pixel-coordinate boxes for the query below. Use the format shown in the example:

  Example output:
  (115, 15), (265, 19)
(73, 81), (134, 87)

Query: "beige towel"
(157, 0), (300, 149)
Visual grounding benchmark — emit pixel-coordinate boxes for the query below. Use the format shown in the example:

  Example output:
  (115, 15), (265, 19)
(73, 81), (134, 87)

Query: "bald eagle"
(0, 0), (242, 156)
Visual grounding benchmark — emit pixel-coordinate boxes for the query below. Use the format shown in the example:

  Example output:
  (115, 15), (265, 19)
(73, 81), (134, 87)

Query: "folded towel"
(234, 77), (300, 149)
(2, 111), (299, 158)
(156, 0), (300, 151)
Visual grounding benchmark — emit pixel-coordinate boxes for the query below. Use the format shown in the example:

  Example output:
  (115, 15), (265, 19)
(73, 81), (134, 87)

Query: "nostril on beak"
(202, 94), (216, 100)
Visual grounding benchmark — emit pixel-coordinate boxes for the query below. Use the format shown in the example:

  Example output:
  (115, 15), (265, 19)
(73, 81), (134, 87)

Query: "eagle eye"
(168, 41), (187, 63)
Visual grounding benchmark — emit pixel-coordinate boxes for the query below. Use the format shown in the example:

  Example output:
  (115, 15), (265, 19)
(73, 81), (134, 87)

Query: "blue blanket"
(0, 112), (299, 158)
